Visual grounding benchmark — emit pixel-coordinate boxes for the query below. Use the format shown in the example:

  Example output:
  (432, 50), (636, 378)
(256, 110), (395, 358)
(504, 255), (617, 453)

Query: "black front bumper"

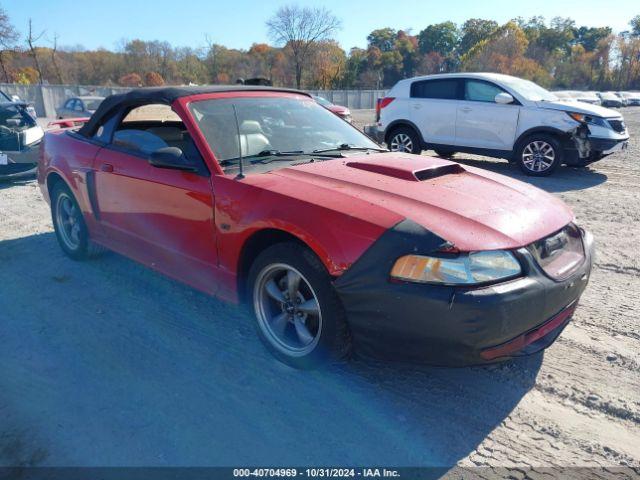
(334, 220), (594, 366)
(0, 144), (40, 180)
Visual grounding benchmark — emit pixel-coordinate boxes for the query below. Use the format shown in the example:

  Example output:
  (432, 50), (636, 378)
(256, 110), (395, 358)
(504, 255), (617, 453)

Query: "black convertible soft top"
(77, 85), (309, 137)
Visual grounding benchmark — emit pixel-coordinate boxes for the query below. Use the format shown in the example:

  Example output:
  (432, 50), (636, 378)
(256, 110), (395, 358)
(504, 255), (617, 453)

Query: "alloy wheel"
(522, 140), (556, 172)
(390, 133), (413, 152)
(253, 263), (322, 356)
(56, 193), (81, 251)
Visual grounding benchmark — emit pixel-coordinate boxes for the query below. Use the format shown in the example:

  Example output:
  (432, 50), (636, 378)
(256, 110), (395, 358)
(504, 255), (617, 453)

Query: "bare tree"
(50, 33), (64, 84)
(266, 5), (341, 88)
(26, 19), (45, 84)
(0, 6), (18, 82)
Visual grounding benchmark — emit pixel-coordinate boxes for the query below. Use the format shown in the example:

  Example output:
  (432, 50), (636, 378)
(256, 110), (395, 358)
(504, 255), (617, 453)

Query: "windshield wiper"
(312, 143), (388, 154)
(219, 149), (342, 166)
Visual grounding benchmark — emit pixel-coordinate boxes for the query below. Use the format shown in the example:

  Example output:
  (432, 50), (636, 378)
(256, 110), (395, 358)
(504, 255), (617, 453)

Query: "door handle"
(100, 164), (114, 173)
(460, 107), (472, 113)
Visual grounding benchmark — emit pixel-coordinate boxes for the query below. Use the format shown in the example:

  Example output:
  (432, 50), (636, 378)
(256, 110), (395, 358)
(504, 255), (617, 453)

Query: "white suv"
(369, 73), (629, 176)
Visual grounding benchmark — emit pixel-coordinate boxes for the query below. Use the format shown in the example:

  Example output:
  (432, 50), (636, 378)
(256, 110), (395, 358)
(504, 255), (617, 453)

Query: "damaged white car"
(369, 73), (629, 176)
(0, 101), (44, 181)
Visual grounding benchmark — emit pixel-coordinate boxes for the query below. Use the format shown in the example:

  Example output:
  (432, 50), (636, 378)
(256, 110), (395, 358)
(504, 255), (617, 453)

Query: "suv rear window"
(410, 79), (461, 99)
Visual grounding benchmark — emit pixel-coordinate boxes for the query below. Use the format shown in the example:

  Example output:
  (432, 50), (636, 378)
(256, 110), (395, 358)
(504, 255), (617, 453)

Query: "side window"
(110, 104), (206, 173)
(64, 99), (75, 109)
(465, 80), (505, 103)
(111, 105), (174, 155)
(410, 79), (460, 100)
(74, 100), (84, 112)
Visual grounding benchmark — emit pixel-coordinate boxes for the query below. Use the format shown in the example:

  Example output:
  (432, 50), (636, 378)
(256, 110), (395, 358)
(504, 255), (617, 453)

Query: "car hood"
(267, 154), (573, 251)
(537, 99), (620, 118)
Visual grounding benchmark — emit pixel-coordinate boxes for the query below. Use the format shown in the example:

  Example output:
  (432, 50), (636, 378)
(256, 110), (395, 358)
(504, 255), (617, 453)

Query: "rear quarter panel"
(38, 131), (102, 233)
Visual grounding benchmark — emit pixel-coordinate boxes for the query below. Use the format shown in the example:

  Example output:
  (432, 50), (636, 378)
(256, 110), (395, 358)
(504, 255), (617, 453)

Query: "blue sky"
(4, 0), (638, 51)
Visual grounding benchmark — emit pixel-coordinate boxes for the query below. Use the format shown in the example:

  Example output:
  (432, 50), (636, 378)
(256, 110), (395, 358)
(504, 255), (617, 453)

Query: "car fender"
(211, 175), (399, 296)
(384, 119), (425, 144)
(514, 126), (573, 149)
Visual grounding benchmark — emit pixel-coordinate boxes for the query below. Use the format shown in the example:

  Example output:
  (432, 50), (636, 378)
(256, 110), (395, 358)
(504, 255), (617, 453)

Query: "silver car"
(56, 96), (104, 119)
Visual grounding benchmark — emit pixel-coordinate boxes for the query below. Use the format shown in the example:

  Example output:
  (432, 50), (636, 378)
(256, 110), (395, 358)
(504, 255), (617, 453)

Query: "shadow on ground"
(450, 156), (608, 193)
(0, 176), (36, 191)
(0, 232), (542, 467)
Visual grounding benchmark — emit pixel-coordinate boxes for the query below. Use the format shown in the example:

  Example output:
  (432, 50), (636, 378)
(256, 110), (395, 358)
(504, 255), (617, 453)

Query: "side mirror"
(149, 147), (198, 172)
(495, 92), (514, 104)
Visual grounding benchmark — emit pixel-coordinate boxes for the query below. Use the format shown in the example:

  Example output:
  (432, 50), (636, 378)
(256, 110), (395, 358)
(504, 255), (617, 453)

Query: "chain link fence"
(0, 84), (385, 118)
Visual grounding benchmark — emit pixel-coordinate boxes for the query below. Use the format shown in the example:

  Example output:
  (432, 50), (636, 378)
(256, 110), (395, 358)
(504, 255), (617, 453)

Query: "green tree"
(418, 22), (459, 56)
(630, 15), (640, 36)
(572, 26), (612, 51)
(459, 19), (498, 55)
(367, 28), (397, 52)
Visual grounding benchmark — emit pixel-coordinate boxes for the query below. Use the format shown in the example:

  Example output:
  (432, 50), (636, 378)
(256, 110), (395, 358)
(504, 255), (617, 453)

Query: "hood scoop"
(346, 161), (465, 181)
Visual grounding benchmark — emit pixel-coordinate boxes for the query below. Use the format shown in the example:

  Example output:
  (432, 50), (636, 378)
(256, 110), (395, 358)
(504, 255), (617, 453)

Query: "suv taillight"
(375, 97), (395, 122)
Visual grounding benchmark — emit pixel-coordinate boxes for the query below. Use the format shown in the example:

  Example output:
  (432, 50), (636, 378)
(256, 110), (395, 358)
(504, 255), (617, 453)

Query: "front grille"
(528, 224), (585, 281)
(608, 119), (626, 133)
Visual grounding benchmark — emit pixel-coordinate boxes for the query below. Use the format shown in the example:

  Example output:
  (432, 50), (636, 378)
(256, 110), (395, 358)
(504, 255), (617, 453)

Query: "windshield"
(499, 76), (557, 102)
(189, 96), (379, 174)
(84, 99), (104, 111)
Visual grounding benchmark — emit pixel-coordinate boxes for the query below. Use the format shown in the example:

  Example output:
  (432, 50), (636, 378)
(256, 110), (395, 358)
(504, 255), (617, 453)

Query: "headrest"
(239, 120), (263, 135)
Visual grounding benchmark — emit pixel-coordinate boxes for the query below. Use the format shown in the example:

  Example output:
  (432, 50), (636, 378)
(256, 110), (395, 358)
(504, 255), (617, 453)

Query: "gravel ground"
(1, 109), (639, 474)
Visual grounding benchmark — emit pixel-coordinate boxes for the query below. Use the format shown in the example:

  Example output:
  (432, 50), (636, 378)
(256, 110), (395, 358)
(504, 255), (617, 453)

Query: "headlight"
(343, 114), (353, 123)
(390, 251), (522, 285)
(566, 112), (608, 128)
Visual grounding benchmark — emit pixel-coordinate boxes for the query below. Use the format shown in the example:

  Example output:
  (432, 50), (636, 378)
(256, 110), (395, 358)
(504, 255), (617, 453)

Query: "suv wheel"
(248, 242), (351, 369)
(516, 134), (562, 176)
(387, 127), (421, 154)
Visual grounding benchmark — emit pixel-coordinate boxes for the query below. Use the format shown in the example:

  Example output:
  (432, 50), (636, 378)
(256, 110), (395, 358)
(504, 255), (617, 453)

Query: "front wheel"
(515, 135), (562, 176)
(248, 243), (351, 369)
(387, 127), (422, 154)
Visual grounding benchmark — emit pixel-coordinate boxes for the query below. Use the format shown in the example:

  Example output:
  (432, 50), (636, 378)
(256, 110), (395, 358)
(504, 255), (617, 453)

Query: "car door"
(455, 79), (520, 151)
(91, 104), (221, 295)
(408, 78), (461, 146)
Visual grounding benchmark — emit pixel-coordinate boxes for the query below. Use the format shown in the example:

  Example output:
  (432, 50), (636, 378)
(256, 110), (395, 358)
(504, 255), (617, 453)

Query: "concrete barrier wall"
(0, 84), (387, 117)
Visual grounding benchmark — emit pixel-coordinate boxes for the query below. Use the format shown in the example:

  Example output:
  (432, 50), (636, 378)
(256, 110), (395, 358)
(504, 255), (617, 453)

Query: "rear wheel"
(248, 243), (351, 369)
(516, 134), (562, 176)
(51, 183), (105, 260)
(387, 127), (422, 154)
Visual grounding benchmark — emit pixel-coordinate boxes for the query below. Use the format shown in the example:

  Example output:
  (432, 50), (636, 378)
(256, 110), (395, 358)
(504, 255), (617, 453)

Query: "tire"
(434, 149), (456, 158)
(51, 182), (106, 260)
(248, 242), (351, 369)
(387, 126), (422, 154)
(515, 134), (562, 176)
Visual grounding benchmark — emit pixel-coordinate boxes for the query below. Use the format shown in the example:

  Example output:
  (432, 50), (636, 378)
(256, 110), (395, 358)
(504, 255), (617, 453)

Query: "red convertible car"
(38, 86), (594, 369)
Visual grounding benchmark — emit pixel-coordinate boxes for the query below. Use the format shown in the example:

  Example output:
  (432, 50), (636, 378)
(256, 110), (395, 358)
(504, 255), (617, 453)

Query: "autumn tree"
(266, 5), (341, 88)
(119, 72), (142, 87)
(144, 71), (164, 86)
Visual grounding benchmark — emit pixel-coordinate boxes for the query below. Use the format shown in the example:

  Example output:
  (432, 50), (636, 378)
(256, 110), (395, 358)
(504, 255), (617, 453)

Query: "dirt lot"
(1, 109), (639, 474)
